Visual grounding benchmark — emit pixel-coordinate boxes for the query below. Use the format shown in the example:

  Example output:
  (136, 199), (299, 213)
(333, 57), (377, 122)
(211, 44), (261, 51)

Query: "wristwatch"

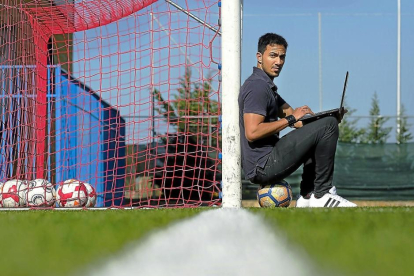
(285, 115), (297, 127)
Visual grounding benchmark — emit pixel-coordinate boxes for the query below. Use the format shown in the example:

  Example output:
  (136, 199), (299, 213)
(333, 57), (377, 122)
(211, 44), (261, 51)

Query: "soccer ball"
(1, 179), (28, 207)
(257, 180), (292, 208)
(83, 182), (96, 207)
(56, 179), (88, 207)
(26, 179), (56, 207)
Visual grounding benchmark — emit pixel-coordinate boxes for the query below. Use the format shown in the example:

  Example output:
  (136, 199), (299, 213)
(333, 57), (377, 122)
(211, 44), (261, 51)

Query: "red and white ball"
(1, 179), (27, 208)
(56, 179), (88, 207)
(26, 179), (56, 207)
(83, 182), (96, 207)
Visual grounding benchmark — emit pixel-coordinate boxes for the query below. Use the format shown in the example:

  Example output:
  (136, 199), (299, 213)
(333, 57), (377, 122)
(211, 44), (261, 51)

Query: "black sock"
(300, 191), (313, 199)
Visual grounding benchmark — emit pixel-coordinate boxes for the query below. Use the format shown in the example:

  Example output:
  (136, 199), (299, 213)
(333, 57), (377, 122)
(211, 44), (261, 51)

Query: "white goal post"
(221, 0), (242, 208)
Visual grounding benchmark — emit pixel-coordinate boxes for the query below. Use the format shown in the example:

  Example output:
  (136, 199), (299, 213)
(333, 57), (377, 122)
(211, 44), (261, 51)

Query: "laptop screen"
(340, 71), (349, 109)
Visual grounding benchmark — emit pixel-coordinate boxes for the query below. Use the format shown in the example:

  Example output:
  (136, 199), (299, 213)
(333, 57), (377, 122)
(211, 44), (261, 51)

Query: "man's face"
(256, 44), (286, 79)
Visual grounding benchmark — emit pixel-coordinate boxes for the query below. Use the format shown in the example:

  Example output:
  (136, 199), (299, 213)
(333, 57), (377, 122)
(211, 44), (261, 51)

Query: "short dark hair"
(257, 33), (288, 54)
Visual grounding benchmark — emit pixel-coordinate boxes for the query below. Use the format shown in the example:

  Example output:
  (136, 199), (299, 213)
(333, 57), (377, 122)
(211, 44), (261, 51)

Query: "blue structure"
(0, 65), (126, 207)
(54, 68), (126, 207)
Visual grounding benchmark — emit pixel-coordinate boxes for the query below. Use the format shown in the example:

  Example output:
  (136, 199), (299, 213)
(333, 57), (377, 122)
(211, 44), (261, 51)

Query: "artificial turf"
(2, 207), (413, 276)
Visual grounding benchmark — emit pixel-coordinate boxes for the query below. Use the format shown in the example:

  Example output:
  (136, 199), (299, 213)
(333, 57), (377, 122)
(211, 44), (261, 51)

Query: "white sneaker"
(309, 186), (357, 208)
(295, 195), (310, 208)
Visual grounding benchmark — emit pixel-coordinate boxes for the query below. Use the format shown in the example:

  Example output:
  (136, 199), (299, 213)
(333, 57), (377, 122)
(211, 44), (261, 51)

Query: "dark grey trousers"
(251, 116), (339, 198)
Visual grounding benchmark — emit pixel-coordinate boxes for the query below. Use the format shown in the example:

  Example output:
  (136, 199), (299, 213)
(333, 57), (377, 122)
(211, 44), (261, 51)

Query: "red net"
(0, 0), (221, 208)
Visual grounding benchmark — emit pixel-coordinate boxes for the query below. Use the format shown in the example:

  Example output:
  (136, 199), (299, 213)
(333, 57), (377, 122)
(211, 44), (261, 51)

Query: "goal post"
(221, 0), (242, 208)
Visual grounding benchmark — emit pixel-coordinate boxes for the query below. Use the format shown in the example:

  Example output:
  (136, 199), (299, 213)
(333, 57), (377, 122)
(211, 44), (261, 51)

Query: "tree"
(152, 68), (220, 147)
(338, 99), (365, 143)
(361, 92), (392, 144)
(151, 68), (221, 204)
(396, 104), (413, 144)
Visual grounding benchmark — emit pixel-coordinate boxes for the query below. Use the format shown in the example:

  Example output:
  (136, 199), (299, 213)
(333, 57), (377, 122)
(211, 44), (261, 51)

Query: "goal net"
(0, 0), (222, 208)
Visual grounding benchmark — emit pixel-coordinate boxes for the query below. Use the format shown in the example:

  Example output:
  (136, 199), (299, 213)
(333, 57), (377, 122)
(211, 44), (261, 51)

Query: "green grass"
(0, 209), (203, 276)
(2, 207), (414, 276)
(251, 207), (414, 276)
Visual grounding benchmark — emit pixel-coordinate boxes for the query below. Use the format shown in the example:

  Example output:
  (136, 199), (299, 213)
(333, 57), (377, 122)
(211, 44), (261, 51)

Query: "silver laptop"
(299, 71), (348, 124)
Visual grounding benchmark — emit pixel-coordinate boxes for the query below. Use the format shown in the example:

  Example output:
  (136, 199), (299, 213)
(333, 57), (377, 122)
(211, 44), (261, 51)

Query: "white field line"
(86, 208), (321, 276)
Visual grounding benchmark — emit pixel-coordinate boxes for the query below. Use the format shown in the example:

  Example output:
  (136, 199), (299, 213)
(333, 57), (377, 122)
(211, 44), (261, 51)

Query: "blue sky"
(241, 0), (414, 126)
(71, 0), (414, 142)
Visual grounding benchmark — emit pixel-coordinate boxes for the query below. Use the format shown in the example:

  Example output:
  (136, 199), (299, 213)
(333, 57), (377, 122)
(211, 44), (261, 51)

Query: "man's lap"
(251, 117), (337, 185)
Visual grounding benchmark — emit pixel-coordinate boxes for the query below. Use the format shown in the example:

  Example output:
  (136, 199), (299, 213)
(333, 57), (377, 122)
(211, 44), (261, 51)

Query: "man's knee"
(310, 116), (339, 138)
(326, 116), (339, 129)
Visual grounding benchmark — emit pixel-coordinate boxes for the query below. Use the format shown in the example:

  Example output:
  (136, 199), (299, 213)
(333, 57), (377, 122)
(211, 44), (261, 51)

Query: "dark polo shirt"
(238, 67), (286, 180)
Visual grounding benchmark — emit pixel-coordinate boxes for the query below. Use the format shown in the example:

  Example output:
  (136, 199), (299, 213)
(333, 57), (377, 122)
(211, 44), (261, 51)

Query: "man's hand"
(289, 105), (314, 129)
(336, 107), (348, 123)
(279, 104), (314, 129)
(292, 105), (314, 121)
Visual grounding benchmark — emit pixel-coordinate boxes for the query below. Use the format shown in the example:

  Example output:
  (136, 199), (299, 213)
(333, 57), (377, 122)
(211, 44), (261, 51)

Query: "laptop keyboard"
(314, 108), (338, 116)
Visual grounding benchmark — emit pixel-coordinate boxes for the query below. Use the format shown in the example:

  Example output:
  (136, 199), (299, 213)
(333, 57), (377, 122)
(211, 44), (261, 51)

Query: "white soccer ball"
(26, 179), (56, 207)
(56, 179), (88, 207)
(83, 182), (97, 207)
(1, 179), (27, 207)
